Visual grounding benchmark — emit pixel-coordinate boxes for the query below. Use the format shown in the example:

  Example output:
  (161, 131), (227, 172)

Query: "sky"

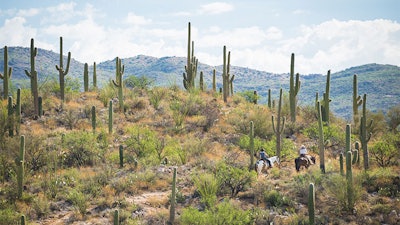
(1, 0), (399, 74)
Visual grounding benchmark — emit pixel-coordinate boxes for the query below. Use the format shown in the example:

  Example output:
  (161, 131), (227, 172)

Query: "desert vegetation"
(0, 24), (400, 225)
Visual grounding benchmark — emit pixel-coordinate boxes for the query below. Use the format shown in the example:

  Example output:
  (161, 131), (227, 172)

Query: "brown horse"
(295, 156), (316, 172)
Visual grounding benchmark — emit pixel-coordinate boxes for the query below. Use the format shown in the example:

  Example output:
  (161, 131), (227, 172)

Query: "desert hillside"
(0, 77), (399, 224)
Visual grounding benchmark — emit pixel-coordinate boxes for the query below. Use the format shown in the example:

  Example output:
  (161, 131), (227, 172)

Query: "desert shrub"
(67, 189), (88, 216)
(361, 167), (399, 197)
(323, 173), (362, 212)
(263, 189), (293, 208)
(125, 125), (161, 163)
(61, 131), (102, 167)
(124, 75), (153, 90)
(0, 208), (19, 225)
(148, 87), (166, 110)
(238, 90), (259, 103)
(200, 98), (220, 131)
(180, 200), (253, 225)
(33, 194), (50, 219)
(184, 91), (205, 116)
(228, 105), (273, 138)
(215, 160), (256, 197)
(193, 172), (219, 209)
(370, 134), (399, 167)
(98, 81), (117, 107)
(170, 99), (188, 129)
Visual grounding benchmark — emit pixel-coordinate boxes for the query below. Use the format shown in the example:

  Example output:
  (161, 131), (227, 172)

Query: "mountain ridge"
(1, 46), (400, 119)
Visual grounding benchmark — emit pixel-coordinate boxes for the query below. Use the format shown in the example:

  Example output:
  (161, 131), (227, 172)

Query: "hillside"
(0, 83), (399, 224)
(1, 47), (400, 119)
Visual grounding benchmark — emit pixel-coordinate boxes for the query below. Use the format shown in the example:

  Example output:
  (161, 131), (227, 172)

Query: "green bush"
(67, 189), (88, 216)
(370, 134), (399, 167)
(180, 200), (253, 225)
(193, 173), (219, 209)
(61, 131), (102, 167)
(263, 189), (293, 208)
(215, 161), (256, 197)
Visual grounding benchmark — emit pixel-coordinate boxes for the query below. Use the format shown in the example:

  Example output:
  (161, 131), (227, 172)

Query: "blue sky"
(1, 0), (399, 74)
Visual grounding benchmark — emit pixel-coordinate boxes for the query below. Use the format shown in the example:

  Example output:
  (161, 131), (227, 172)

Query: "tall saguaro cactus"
(183, 22), (198, 91)
(289, 53), (300, 122)
(212, 69), (216, 92)
(91, 106), (96, 133)
(83, 63), (89, 92)
(112, 57), (125, 111)
(222, 46), (234, 102)
(359, 94), (373, 170)
(16, 88), (21, 134)
(24, 38), (39, 116)
(345, 125), (355, 211)
(353, 74), (362, 130)
(93, 62), (97, 89)
(321, 70), (331, 124)
(317, 101), (325, 173)
(113, 209), (119, 225)
(169, 167), (177, 225)
(55, 37), (71, 102)
(272, 88), (285, 159)
(0, 46), (12, 99)
(308, 183), (315, 225)
(17, 135), (25, 198)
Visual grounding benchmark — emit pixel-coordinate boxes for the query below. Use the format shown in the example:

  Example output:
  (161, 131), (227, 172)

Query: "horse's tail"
(295, 158), (300, 172)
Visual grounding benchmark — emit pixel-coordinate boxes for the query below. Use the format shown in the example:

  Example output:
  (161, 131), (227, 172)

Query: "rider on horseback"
(299, 145), (312, 165)
(260, 148), (272, 168)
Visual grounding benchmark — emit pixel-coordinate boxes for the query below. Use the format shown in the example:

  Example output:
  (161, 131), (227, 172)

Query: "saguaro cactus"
(183, 22), (198, 91)
(108, 100), (113, 134)
(308, 183), (315, 225)
(112, 57), (125, 111)
(93, 62), (97, 89)
(16, 88), (21, 134)
(21, 214), (26, 225)
(339, 153), (344, 176)
(17, 135), (25, 198)
(7, 96), (14, 137)
(24, 38), (39, 116)
(199, 71), (204, 91)
(91, 106), (96, 133)
(321, 70), (331, 124)
(83, 63), (89, 92)
(0, 46), (12, 99)
(169, 167), (177, 225)
(289, 53), (300, 122)
(249, 121), (255, 170)
(353, 74), (362, 129)
(212, 69), (216, 92)
(354, 141), (361, 165)
(359, 94), (373, 170)
(222, 46), (234, 102)
(113, 209), (119, 225)
(38, 96), (43, 117)
(55, 37), (71, 102)
(268, 89), (272, 109)
(317, 101), (325, 173)
(272, 88), (285, 159)
(119, 145), (124, 168)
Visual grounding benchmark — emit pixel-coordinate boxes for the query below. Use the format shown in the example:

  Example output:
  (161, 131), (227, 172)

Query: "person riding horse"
(259, 148), (272, 168)
(299, 145), (312, 165)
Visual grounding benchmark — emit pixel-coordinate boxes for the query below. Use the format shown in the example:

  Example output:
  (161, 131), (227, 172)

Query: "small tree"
(370, 140), (398, 167)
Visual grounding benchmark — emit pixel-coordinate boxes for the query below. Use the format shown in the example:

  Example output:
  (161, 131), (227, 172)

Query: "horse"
(294, 156), (316, 172)
(255, 156), (280, 175)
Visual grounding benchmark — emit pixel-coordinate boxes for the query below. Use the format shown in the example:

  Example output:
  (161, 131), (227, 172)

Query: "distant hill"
(1, 47), (399, 119)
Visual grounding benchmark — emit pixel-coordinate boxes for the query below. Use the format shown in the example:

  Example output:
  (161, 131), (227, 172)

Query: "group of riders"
(258, 145), (313, 167)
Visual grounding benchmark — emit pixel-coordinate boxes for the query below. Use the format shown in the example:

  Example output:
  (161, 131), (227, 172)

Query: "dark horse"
(295, 156), (316, 172)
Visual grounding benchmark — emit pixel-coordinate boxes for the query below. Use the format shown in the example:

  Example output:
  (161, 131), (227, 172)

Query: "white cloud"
(198, 2), (234, 15)
(125, 12), (151, 26)
(0, 17), (37, 46)
(16, 8), (39, 17)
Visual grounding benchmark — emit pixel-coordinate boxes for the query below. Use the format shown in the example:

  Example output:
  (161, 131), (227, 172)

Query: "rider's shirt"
(299, 148), (307, 155)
